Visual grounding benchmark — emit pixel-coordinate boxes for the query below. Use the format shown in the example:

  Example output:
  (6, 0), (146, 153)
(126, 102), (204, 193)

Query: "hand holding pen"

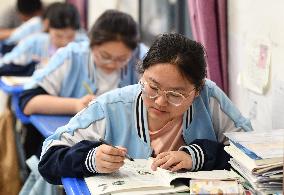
(99, 138), (134, 161)
(74, 81), (96, 112)
(95, 138), (134, 173)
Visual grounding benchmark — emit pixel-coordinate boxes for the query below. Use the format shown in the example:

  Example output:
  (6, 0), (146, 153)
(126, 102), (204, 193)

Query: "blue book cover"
(230, 140), (262, 160)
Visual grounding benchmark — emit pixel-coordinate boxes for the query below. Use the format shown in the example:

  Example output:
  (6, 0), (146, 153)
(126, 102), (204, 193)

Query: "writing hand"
(75, 94), (96, 112)
(95, 144), (127, 173)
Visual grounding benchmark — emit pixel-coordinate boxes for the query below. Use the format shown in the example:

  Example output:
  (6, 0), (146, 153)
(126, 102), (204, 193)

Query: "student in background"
(0, 0), (43, 41)
(0, 2), (85, 77)
(20, 9), (148, 116)
(37, 33), (252, 184)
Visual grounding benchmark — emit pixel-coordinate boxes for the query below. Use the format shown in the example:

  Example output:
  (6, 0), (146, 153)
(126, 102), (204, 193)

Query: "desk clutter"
(224, 130), (284, 194)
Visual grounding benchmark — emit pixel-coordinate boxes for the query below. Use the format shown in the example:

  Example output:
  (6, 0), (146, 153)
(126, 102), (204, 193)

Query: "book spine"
(230, 140), (262, 160)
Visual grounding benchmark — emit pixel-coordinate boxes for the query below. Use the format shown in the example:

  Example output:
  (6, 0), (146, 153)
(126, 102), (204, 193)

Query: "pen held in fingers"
(99, 138), (134, 161)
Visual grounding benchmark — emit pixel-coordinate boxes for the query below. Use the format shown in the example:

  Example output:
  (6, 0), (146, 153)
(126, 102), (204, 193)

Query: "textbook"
(224, 130), (283, 194)
(84, 159), (238, 195)
(224, 142), (283, 171)
(224, 130), (284, 167)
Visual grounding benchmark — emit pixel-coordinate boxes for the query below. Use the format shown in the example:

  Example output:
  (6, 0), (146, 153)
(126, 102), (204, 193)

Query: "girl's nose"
(154, 93), (168, 107)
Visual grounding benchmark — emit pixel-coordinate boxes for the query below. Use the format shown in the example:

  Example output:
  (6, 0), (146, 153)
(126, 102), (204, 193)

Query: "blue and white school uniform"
(38, 79), (252, 184)
(22, 41), (148, 98)
(0, 32), (88, 69)
(4, 16), (43, 45)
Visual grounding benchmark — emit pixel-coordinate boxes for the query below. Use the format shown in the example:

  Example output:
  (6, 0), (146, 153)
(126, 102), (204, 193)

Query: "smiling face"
(141, 63), (197, 130)
(91, 41), (133, 74)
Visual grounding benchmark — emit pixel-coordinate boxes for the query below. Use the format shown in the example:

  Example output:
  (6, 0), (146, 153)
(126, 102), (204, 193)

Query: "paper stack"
(224, 130), (284, 194)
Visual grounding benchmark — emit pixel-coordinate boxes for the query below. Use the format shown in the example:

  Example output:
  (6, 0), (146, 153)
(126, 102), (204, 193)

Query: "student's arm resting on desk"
(180, 139), (231, 171)
(39, 140), (102, 185)
(19, 86), (95, 115)
(38, 102), (109, 184)
(151, 139), (231, 172)
(0, 35), (38, 67)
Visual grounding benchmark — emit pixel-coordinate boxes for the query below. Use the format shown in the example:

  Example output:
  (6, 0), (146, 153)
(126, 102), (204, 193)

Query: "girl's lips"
(150, 107), (167, 115)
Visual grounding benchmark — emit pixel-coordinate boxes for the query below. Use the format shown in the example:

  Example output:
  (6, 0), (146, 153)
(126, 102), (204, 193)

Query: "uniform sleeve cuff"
(85, 148), (99, 173)
(179, 144), (205, 171)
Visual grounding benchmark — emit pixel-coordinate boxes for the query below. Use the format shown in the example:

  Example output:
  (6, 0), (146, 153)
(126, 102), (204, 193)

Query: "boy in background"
(0, 2), (86, 77)
(0, 0), (43, 41)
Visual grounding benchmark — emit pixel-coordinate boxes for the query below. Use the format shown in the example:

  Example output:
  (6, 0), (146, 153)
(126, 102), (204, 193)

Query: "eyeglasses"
(139, 80), (196, 107)
(94, 50), (131, 66)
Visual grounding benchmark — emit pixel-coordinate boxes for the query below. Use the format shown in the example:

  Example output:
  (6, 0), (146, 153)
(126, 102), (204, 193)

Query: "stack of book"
(224, 129), (284, 194)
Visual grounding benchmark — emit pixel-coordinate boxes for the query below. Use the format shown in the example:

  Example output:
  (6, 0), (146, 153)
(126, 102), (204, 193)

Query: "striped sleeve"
(38, 140), (101, 185)
(85, 148), (99, 174)
(179, 139), (231, 171)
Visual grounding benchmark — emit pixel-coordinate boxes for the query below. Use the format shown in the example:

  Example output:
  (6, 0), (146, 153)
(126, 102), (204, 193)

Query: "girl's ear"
(195, 79), (205, 97)
(194, 91), (200, 97)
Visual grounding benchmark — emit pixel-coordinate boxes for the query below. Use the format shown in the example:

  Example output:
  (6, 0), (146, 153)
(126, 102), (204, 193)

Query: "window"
(139, 0), (192, 46)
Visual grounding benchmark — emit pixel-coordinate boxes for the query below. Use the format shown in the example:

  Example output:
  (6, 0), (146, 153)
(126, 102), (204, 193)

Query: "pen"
(83, 81), (93, 95)
(99, 138), (134, 161)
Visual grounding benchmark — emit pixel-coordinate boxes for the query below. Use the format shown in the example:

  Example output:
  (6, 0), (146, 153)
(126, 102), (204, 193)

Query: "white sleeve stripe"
(88, 149), (95, 173)
(191, 144), (204, 170)
(85, 149), (93, 173)
(85, 148), (96, 173)
(178, 146), (196, 171)
(189, 145), (200, 171)
(89, 149), (96, 173)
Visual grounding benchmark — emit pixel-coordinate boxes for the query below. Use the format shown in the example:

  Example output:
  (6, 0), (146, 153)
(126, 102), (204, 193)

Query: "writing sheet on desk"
(1, 76), (32, 86)
(84, 159), (238, 195)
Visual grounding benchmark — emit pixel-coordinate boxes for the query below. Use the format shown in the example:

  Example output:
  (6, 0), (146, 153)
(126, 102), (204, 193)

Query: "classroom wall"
(228, 0), (284, 131)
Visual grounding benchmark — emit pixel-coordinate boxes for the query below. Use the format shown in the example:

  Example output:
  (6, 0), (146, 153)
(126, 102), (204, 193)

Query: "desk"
(0, 77), (23, 94)
(61, 178), (90, 195)
(0, 77), (30, 123)
(29, 114), (71, 138)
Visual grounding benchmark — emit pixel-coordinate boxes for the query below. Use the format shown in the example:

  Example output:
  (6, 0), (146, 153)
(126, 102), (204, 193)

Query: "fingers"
(151, 151), (193, 172)
(152, 153), (177, 170)
(170, 162), (184, 172)
(151, 152), (170, 171)
(99, 144), (126, 160)
(87, 94), (96, 100)
(84, 95), (96, 105)
(97, 160), (124, 173)
(95, 145), (127, 173)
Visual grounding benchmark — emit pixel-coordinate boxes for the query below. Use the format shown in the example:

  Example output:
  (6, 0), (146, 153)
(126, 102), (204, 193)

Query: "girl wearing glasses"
(20, 10), (147, 116)
(38, 33), (252, 184)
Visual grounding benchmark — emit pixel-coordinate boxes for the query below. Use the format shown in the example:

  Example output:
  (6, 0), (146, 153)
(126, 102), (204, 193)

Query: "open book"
(84, 159), (238, 195)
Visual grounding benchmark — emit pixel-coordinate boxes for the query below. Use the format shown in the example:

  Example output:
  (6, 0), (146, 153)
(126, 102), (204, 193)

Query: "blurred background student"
(0, 2), (86, 77)
(0, 0), (43, 40)
(0, 0), (43, 54)
(20, 9), (148, 116)
(0, 2), (84, 160)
